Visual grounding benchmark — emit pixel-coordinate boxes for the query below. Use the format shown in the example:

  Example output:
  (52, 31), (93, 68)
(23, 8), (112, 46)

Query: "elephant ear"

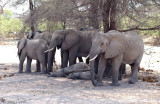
(61, 29), (80, 50)
(105, 35), (128, 59)
(17, 38), (27, 54)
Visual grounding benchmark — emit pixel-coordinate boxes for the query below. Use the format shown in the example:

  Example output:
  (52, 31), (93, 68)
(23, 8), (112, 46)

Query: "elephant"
(48, 62), (123, 81)
(48, 62), (90, 79)
(17, 38), (48, 73)
(46, 29), (97, 72)
(89, 30), (144, 86)
(27, 31), (52, 45)
(27, 31), (56, 73)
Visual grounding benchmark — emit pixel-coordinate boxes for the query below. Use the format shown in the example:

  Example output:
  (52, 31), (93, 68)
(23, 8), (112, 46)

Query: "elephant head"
(47, 29), (80, 51)
(17, 38), (27, 59)
(89, 30), (128, 86)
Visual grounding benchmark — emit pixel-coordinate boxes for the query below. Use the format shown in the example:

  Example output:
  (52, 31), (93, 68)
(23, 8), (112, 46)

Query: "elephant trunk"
(47, 42), (56, 73)
(89, 50), (100, 86)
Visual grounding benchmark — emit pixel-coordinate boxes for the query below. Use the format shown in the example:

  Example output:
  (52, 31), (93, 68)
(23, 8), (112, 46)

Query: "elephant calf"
(17, 38), (48, 73)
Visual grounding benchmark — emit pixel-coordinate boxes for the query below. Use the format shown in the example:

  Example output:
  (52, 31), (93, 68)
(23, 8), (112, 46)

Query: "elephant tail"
(17, 38), (27, 59)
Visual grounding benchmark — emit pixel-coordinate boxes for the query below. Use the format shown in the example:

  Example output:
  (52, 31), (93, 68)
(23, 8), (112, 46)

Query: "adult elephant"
(89, 30), (144, 86)
(46, 29), (96, 72)
(27, 31), (56, 73)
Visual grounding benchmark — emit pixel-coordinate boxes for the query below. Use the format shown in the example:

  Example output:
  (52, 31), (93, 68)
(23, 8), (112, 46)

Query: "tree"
(13, 0), (160, 35)
(0, 10), (23, 36)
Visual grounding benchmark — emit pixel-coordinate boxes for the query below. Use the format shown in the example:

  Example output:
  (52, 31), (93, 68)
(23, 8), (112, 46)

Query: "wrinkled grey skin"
(48, 62), (90, 79)
(89, 30), (144, 86)
(47, 29), (97, 71)
(27, 31), (56, 73)
(17, 38), (48, 73)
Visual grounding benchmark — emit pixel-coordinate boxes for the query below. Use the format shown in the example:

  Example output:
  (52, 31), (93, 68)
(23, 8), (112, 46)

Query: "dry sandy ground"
(0, 40), (160, 104)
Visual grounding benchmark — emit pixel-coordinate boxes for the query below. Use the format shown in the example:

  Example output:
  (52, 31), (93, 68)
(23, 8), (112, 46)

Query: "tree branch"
(118, 25), (160, 32)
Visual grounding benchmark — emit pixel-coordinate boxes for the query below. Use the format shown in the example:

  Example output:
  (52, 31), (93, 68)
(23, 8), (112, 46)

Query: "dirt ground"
(0, 38), (160, 104)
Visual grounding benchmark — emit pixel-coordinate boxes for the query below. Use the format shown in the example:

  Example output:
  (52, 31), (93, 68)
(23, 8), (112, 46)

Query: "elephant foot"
(118, 76), (122, 81)
(111, 82), (120, 86)
(128, 78), (138, 84)
(24, 70), (31, 73)
(96, 82), (104, 86)
(18, 70), (23, 73)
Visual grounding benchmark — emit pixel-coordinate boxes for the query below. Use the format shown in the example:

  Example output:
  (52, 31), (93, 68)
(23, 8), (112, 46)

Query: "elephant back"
(33, 31), (52, 45)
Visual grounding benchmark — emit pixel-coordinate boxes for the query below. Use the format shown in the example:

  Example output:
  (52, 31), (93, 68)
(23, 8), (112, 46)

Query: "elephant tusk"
(44, 47), (54, 53)
(86, 55), (89, 59)
(89, 54), (98, 62)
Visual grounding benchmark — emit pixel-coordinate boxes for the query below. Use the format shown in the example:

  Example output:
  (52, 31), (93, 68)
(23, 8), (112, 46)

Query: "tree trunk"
(102, 0), (111, 32)
(88, 0), (99, 29)
(110, 0), (117, 30)
(29, 0), (35, 34)
(102, 0), (117, 33)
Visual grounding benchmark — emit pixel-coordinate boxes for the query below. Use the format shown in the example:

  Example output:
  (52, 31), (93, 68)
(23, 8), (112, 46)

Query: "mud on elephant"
(89, 30), (144, 86)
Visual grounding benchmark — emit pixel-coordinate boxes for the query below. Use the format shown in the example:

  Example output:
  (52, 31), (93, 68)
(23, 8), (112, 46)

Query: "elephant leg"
(25, 56), (32, 73)
(104, 62), (112, 78)
(121, 63), (126, 75)
(111, 55), (123, 86)
(129, 54), (143, 84)
(39, 55), (47, 74)
(118, 64), (123, 80)
(69, 44), (79, 66)
(129, 63), (139, 84)
(97, 55), (107, 86)
(18, 54), (26, 73)
(35, 60), (41, 72)
(61, 50), (69, 68)
(78, 57), (83, 62)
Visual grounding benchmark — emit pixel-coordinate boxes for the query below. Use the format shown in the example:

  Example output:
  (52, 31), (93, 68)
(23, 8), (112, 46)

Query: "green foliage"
(37, 20), (63, 32)
(119, 14), (160, 36)
(0, 10), (23, 36)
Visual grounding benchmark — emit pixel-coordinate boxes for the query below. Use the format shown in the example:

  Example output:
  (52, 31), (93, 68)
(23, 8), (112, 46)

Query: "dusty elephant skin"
(89, 30), (144, 86)
(47, 29), (97, 72)
(48, 62), (90, 80)
(17, 38), (48, 74)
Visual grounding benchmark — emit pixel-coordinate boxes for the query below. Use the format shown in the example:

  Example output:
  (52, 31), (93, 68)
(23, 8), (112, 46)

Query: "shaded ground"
(0, 38), (160, 104)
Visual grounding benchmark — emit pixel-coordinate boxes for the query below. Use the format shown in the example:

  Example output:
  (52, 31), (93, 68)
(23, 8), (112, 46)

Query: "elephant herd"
(17, 29), (144, 86)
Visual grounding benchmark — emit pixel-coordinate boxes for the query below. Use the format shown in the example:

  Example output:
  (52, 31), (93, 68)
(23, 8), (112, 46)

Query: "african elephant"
(27, 31), (56, 73)
(89, 30), (144, 86)
(46, 29), (96, 72)
(17, 38), (48, 73)
(48, 62), (90, 78)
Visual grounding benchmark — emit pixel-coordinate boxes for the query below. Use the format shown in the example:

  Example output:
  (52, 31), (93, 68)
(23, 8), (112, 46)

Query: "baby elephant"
(17, 38), (48, 73)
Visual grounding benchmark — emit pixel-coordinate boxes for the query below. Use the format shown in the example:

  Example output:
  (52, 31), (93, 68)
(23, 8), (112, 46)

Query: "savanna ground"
(0, 36), (160, 104)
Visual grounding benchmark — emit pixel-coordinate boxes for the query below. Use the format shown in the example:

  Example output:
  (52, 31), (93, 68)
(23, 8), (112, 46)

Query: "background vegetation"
(0, 0), (160, 38)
